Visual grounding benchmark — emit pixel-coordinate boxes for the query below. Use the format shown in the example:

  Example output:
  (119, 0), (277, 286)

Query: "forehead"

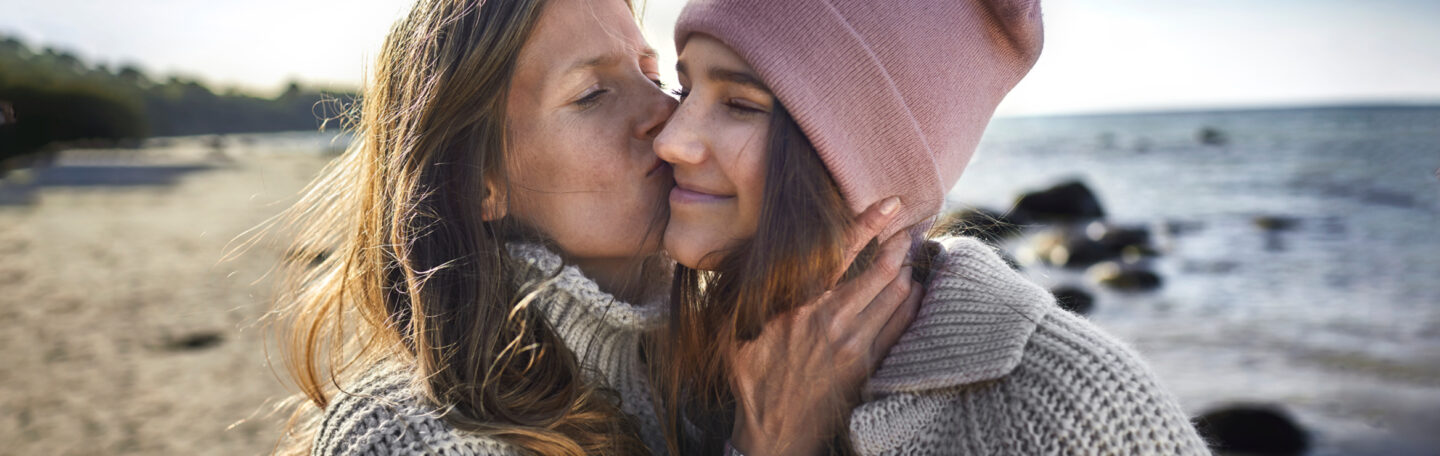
(677, 34), (754, 78)
(516, 0), (648, 77)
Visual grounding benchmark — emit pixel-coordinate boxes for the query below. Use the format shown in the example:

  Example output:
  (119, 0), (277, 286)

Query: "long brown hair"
(655, 104), (878, 455)
(250, 0), (651, 454)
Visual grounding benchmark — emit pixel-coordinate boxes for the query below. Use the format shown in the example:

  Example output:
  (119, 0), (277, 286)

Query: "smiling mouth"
(670, 183), (734, 204)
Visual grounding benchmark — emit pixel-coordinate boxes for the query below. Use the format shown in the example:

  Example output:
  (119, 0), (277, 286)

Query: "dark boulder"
(1158, 218), (1205, 237)
(1087, 222), (1150, 251)
(1051, 286), (1094, 315)
(1253, 215), (1300, 231)
(1010, 180), (1106, 223)
(1029, 222), (1157, 269)
(1198, 126), (1229, 146)
(1031, 229), (1114, 268)
(1087, 261), (1162, 291)
(1196, 404), (1309, 456)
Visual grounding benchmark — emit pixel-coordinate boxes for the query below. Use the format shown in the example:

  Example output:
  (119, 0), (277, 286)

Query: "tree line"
(0, 34), (356, 165)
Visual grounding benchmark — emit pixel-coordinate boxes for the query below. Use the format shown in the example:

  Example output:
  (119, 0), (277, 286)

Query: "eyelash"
(726, 101), (765, 115)
(670, 88), (765, 116)
(577, 78), (664, 108)
(576, 88), (608, 108)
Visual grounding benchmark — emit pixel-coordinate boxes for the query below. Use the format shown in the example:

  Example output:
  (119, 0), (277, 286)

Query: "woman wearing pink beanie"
(653, 0), (1212, 454)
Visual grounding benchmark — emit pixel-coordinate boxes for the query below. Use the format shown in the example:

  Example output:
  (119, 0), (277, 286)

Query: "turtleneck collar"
(505, 243), (668, 333)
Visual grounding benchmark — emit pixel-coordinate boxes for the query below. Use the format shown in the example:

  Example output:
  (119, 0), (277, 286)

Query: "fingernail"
(879, 197), (901, 215)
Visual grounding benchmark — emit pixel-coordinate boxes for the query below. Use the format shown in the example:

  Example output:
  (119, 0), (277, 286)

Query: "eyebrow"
(676, 61), (770, 93)
(568, 54), (621, 74)
(567, 46), (659, 74)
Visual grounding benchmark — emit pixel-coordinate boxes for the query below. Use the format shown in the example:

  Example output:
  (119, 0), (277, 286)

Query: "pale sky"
(2, 0), (1437, 116)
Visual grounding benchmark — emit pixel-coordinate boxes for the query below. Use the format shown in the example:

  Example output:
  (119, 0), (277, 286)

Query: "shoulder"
(853, 320), (1212, 455)
(313, 364), (519, 456)
(1000, 309), (1212, 453)
(865, 236), (1053, 393)
(851, 236), (1210, 454)
(937, 235), (1209, 451)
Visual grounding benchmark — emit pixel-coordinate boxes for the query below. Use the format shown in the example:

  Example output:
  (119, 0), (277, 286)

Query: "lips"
(645, 158), (668, 177)
(670, 180), (734, 204)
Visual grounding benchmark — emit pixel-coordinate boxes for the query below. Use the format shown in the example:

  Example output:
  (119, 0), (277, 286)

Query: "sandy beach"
(0, 136), (333, 454)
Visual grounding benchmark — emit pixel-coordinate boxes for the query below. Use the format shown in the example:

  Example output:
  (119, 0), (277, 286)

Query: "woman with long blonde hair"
(260, 0), (918, 454)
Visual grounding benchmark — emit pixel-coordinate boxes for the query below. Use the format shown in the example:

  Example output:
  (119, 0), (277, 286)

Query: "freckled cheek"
(730, 142), (769, 239)
(519, 123), (613, 186)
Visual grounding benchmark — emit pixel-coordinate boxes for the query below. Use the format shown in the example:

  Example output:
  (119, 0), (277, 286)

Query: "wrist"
(730, 408), (826, 456)
(729, 410), (767, 455)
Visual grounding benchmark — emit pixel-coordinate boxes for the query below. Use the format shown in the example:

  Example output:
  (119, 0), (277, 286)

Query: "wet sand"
(0, 138), (331, 454)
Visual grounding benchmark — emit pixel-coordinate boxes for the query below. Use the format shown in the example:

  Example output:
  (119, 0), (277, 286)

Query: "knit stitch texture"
(310, 243), (668, 456)
(848, 236), (1212, 455)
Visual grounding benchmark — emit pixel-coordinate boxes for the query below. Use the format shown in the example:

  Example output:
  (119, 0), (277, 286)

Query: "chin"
(662, 221), (723, 271)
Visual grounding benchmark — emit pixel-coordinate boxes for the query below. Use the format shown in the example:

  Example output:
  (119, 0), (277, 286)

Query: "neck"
(569, 255), (660, 304)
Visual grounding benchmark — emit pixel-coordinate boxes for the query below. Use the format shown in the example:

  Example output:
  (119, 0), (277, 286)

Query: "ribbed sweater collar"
(505, 243), (668, 334)
(865, 236), (1054, 395)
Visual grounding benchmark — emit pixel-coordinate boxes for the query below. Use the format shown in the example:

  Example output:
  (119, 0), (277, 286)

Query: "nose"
(634, 86), (678, 141)
(653, 101), (706, 166)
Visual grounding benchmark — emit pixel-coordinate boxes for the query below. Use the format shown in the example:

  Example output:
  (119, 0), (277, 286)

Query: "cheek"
(507, 113), (664, 257)
(514, 117), (622, 189)
(725, 130), (770, 240)
(557, 113), (634, 172)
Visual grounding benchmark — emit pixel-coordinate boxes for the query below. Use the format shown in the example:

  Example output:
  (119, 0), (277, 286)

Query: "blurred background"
(1, 0), (1436, 454)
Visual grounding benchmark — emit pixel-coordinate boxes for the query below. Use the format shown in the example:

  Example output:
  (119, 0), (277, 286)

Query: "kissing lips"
(645, 158), (669, 177)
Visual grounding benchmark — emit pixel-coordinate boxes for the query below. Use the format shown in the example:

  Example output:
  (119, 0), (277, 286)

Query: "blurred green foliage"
(0, 34), (355, 164)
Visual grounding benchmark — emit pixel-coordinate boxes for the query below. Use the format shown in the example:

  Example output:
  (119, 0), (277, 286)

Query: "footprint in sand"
(159, 331), (225, 352)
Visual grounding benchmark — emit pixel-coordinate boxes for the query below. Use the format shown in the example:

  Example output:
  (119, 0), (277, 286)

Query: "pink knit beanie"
(675, 0), (1043, 236)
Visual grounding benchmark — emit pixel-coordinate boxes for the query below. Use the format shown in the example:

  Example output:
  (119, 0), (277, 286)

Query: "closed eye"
(576, 88), (609, 108)
(726, 99), (767, 116)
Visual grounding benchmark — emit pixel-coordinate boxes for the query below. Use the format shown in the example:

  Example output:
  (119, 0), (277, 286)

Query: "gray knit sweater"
(312, 238), (1210, 455)
(311, 243), (669, 455)
(846, 236), (1211, 455)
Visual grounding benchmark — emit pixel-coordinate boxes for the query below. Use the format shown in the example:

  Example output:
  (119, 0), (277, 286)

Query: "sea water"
(952, 106), (1440, 455)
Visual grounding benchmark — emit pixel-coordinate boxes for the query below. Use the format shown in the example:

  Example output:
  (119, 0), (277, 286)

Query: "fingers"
(834, 196), (903, 284)
(831, 231), (911, 317)
(848, 262), (914, 350)
(855, 263), (913, 323)
(869, 277), (923, 365)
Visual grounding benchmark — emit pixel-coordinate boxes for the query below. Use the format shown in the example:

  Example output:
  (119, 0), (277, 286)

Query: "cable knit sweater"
(311, 243), (669, 456)
(846, 236), (1211, 455)
(312, 237), (1209, 455)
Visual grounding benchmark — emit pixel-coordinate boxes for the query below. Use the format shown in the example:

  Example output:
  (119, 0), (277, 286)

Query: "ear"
(480, 180), (508, 221)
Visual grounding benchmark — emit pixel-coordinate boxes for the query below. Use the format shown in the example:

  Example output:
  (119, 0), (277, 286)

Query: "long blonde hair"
(255, 0), (650, 454)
